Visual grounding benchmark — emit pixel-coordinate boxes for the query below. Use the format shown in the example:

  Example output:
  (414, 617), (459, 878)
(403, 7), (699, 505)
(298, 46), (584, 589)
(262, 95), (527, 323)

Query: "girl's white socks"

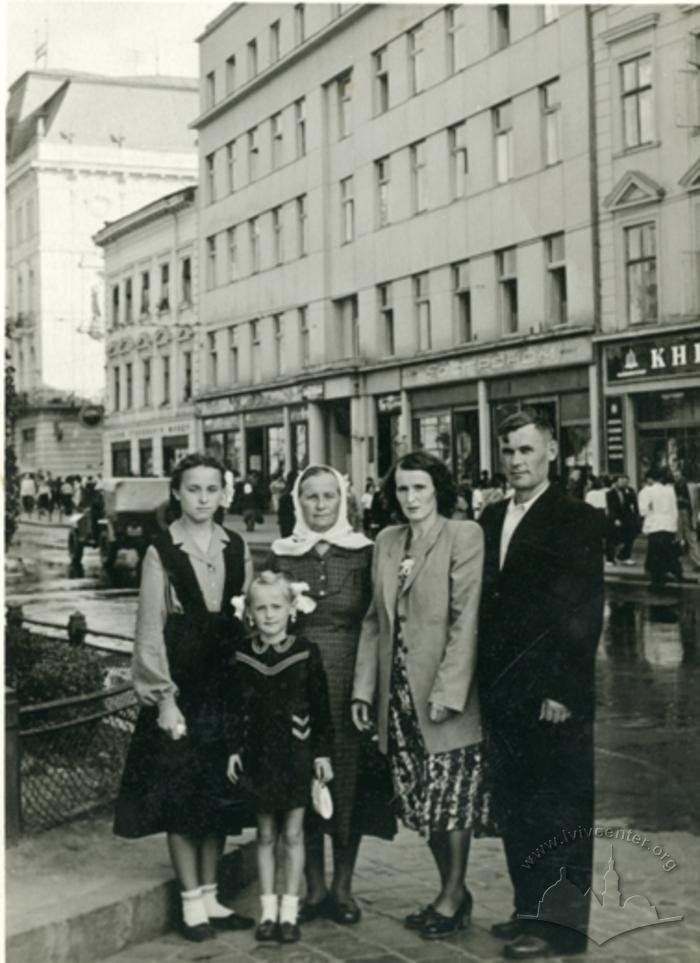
(260, 893), (279, 923)
(280, 894), (299, 925)
(201, 882), (234, 919)
(181, 888), (208, 928)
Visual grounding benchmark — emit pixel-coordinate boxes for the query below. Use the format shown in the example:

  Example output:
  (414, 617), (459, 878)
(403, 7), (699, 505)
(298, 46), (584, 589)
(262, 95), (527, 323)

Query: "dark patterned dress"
(388, 548), (488, 838)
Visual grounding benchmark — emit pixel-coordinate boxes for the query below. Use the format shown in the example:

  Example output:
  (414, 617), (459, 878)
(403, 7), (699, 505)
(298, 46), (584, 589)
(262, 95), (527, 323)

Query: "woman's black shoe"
(328, 896), (361, 925)
(298, 894), (331, 923)
(181, 922), (216, 942)
(211, 911), (256, 931)
(255, 919), (279, 942)
(420, 894), (471, 940)
(278, 921), (301, 943)
(404, 905), (434, 930)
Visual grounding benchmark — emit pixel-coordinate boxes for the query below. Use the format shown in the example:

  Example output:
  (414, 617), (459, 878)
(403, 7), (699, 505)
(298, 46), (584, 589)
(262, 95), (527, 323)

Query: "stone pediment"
(679, 158), (700, 192)
(604, 171), (665, 211)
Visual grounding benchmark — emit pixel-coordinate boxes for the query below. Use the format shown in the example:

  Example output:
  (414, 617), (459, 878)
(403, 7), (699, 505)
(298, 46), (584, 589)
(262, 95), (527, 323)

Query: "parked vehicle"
(68, 477), (170, 571)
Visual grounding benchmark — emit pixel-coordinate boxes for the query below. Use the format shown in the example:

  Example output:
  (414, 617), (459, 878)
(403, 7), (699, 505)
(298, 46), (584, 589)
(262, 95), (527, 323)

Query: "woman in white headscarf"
(270, 465), (395, 926)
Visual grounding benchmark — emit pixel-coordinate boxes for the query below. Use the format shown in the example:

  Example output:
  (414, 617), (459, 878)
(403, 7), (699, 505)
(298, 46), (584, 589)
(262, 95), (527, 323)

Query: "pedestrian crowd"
(19, 470), (103, 521)
(113, 409), (614, 961)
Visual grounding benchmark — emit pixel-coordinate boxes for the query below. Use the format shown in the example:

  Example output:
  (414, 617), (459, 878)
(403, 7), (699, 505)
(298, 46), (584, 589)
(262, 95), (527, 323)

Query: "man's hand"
(157, 701), (187, 740)
(351, 700), (373, 732)
(314, 757), (334, 783)
(428, 702), (450, 724)
(227, 754), (244, 783)
(539, 698), (571, 724)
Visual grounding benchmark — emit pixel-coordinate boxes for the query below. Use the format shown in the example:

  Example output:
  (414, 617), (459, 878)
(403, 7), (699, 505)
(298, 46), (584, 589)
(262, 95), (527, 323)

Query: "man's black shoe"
(491, 916), (524, 940)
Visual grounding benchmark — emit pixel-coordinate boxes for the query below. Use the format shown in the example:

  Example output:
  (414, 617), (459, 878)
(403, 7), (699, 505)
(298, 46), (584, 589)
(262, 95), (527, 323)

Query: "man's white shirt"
(499, 481), (550, 569)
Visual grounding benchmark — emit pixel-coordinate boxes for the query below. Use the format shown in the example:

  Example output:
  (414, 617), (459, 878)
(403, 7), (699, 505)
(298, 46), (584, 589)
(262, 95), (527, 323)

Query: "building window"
(227, 226), (238, 281)
(340, 176), (354, 243)
(208, 331), (218, 385)
(160, 263), (170, 311)
(376, 156), (390, 227)
(378, 283), (395, 355)
(625, 222), (657, 324)
(111, 284), (120, 326)
(226, 55), (236, 93)
(228, 326), (239, 382)
(206, 236), (217, 289)
(408, 25), (425, 95)
(113, 365), (121, 411)
(621, 55), (653, 150)
(205, 152), (216, 204)
(226, 139), (236, 192)
(543, 4), (559, 24)
(162, 355), (170, 404)
(335, 295), (359, 359)
(248, 127), (259, 180)
(411, 140), (428, 213)
(494, 100), (513, 184)
(272, 207), (284, 264)
(542, 79), (561, 166)
(337, 72), (352, 138)
(446, 6), (464, 74)
(270, 20), (281, 62)
(249, 218), (260, 273)
(297, 195), (308, 256)
(140, 270), (150, 316)
(125, 362), (133, 409)
(181, 257), (192, 305)
(142, 358), (151, 406)
(125, 278), (133, 323)
(493, 4), (510, 51)
(273, 314), (283, 374)
(295, 97), (306, 157)
(250, 319), (261, 382)
(183, 351), (192, 401)
(498, 247), (518, 333)
(546, 233), (567, 326)
(271, 112), (283, 168)
(453, 261), (472, 342)
(247, 39), (258, 79)
(414, 273), (431, 350)
(374, 47), (389, 114)
(299, 306), (310, 365)
(449, 122), (468, 199)
(295, 3), (305, 44)
(205, 70), (215, 107)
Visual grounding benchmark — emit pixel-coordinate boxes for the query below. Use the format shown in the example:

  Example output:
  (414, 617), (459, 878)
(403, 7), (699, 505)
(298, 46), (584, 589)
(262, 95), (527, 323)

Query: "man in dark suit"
(478, 411), (604, 959)
(605, 474), (640, 564)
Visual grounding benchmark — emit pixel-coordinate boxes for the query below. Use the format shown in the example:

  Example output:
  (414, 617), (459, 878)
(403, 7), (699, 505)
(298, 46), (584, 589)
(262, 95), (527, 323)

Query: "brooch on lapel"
(399, 557), (415, 580)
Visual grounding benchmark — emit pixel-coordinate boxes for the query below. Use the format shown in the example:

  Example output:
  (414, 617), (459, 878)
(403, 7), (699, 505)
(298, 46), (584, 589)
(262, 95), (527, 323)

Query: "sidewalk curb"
(6, 835), (258, 963)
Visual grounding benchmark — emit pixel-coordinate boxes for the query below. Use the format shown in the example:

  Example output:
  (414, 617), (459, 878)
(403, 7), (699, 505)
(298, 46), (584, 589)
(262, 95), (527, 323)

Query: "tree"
(5, 350), (20, 546)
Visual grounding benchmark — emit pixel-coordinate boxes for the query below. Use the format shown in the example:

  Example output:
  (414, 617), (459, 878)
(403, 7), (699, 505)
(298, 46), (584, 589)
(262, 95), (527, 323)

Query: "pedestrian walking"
(672, 467), (700, 570)
(605, 474), (640, 565)
(241, 476), (258, 532)
(360, 480), (375, 534)
(113, 453), (255, 942)
(20, 473), (37, 516)
(226, 572), (333, 944)
(639, 469), (687, 589)
(37, 474), (52, 517)
(51, 475), (63, 518)
(353, 452), (486, 941)
(478, 411), (604, 959)
(277, 470), (298, 538)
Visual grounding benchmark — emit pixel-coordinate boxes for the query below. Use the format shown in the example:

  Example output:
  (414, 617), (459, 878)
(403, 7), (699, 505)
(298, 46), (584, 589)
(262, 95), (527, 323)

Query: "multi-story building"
(193, 2), (599, 491)
(6, 69), (198, 474)
(94, 187), (199, 477)
(591, 5), (700, 486)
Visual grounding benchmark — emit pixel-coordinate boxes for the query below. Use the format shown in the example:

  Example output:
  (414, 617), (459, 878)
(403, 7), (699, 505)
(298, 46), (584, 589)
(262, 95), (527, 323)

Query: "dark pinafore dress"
(114, 528), (248, 838)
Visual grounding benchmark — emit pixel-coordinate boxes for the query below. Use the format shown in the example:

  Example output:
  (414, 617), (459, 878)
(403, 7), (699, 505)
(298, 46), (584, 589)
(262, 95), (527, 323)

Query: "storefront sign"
(605, 398), (625, 475)
(79, 404), (103, 428)
(605, 331), (700, 384)
(196, 382), (323, 417)
(377, 394), (402, 413)
(402, 337), (592, 389)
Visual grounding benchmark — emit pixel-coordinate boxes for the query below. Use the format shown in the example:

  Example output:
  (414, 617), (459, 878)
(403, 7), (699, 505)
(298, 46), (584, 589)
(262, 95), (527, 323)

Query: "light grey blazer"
(353, 516), (484, 755)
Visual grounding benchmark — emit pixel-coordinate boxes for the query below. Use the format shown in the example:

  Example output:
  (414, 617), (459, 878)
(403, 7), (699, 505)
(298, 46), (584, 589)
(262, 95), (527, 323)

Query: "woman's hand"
(227, 754), (244, 784)
(314, 757), (334, 783)
(157, 701), (187, 740)
(428, 702), (451, 724)
(351, 699), (373, 733)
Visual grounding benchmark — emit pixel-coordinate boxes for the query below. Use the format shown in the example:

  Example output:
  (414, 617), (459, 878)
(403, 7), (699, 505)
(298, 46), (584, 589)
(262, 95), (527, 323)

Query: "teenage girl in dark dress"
(114, 453), (255, 941)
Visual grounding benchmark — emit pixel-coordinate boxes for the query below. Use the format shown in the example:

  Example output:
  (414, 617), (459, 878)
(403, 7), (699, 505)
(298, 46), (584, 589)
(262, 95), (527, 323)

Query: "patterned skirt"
(388, 625), (489, 838)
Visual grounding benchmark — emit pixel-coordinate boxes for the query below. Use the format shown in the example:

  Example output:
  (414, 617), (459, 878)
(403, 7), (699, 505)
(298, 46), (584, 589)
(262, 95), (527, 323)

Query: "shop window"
(228, 326), (239, 383)
(625, 222), (657, 324)
(411, 140), (428, 213)
(295, 98), (306, 157)
(143, 358), (151, 407)
(268, 426), (286, 479)
(453, 261), (473, 342)
(112, 443), (131, 477)
(374, 47), (389, 114)
(337, 72), (352, 139)
(408, 25), (425, 96)
(414, 273), (431, 350)
(546, 233), (567, 326)
(412, 413), (452, 465)
(140, 271), (150, 316)
(247, 39), (258, 79)
(454, 410), (480, 485)
(378, 283), (395, 355)
(621, 54), (653, 150)
(493, 4), (510, 51)
(226, 55), (236, 94)
(494, 101), (513, 184)
(542, 78), (561, 166)
(376, 156), (390, 227)
(227, 139), (236, 192)
(182, 351), (192, 402)
(340, 176), (354, 243)
(139, 442), (153, 477)
(293, 422), (309, 471)
(498, 247), (518, 333)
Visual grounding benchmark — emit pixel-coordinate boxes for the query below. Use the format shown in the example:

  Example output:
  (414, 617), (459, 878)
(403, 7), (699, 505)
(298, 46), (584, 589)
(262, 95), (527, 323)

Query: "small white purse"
(311, 778), (333, 819)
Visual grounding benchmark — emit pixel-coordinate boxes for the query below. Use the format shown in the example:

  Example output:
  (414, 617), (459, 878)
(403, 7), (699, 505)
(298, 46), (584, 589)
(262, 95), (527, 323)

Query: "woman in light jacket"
(352, 451), (486, 941)
(638, 467), (685, 589)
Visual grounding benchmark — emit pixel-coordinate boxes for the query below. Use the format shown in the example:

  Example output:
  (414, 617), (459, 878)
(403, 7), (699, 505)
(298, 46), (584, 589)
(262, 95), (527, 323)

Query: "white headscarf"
(271, 464), (372, 556)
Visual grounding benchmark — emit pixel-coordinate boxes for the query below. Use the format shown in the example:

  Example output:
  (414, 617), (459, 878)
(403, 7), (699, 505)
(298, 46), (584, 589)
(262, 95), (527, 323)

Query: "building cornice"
(599, 12), (659, 45)
(196, 2), (244, 43)
(592, 319), (700, 343)
(94, 186), (197, 246)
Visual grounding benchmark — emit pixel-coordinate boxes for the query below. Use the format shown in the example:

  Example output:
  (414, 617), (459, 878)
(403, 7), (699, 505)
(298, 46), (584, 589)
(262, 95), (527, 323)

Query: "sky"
(6, 0), (230, 87)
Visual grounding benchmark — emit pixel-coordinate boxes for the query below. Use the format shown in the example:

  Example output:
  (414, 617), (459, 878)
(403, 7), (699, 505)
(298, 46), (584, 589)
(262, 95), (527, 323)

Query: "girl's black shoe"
(255, 920), (279, 942)
(279, 921), (301, 943)
(420, 893), (472, 941)
(404, 905), (434, 930)
(181, 922), (216, 942)
(211, 911), (255, 931)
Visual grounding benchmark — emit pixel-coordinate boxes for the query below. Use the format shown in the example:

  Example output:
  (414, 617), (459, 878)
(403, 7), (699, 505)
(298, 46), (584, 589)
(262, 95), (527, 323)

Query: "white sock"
(181, 888), (208, 928)
(279, 894), (299, 925)
(260, 893), (279, 923)
(201, 882), (233, 919)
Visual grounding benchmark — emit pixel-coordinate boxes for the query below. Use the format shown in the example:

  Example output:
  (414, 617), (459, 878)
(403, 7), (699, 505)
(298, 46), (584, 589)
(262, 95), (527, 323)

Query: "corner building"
(194, 3), (598, 490)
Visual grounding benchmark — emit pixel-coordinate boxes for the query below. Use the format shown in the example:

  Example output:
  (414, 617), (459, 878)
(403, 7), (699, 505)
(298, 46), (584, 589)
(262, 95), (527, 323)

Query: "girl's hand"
(227, 754), (244, 784)
(314, 757), (333, 784)
(351, 700), (373, 733)
(428, 702), (450, 724)
(157, 701), (187, 740)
